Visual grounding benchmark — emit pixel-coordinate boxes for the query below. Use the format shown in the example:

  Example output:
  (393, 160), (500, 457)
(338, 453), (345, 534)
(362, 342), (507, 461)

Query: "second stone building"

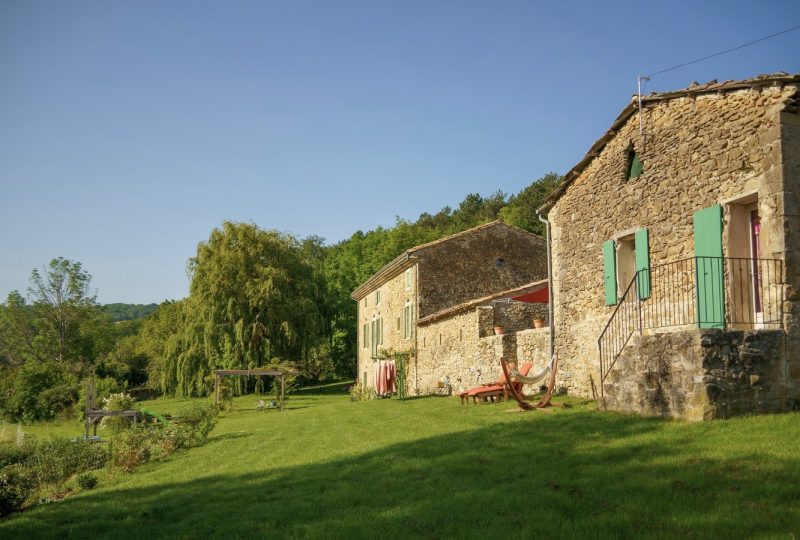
(351, 220), (549, 395)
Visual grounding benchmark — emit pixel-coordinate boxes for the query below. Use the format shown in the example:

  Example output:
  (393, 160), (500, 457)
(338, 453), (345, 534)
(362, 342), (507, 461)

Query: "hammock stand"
(500, 354), (559, 411)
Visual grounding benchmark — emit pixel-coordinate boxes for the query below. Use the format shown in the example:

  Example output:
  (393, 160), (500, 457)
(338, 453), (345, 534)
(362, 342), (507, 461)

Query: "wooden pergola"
(213, 369), (287, 411)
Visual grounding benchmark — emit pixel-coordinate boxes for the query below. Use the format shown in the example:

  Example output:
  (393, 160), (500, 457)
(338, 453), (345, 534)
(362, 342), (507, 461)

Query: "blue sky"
(1, 0), (798, 303)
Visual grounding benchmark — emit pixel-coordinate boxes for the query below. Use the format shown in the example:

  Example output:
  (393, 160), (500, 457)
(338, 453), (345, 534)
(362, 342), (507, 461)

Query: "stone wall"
(356, 264), (417, 390)
(492, 301), (548, 333)
(780, 111), (800, 402)
(547, 83), (800, 400)
(416, 223), (547, 318)
(415, 305), (550, 395)
(416, 309), (500, 394)
(601, 329), (789, 420)
(516, 328), (551, 394)
(355, 221), (549, 393)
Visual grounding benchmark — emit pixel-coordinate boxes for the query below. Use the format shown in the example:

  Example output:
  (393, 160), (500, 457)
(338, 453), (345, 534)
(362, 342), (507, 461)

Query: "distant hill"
(102, 303), (159, 322)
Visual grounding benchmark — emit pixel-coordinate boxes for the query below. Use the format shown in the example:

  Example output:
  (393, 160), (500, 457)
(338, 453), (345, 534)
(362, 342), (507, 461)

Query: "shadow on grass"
(3, 411), (799, 539)
(295, 381), (353, 396)
(203, 431), (253, 444)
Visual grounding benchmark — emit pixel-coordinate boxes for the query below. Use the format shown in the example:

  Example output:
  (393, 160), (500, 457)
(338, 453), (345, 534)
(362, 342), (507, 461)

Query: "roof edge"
(537, 72), (800, 214)
(416, 278), (548, 326)
(350, 220), (543, 300)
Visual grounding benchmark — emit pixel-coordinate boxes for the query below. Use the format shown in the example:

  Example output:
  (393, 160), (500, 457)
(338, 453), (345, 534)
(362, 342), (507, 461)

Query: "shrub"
(0, 441), (28, 468)
(75, 377), (125, 420)
(0, 362), (79, 422)
(349, 381), (376, 402)
(22, 438), (108, 487)
(148, 424), (186, 461)
(0, 463), (35, 516)
(99, 392), (136, 433)
(112, 427), (152, 473)
(0, 437), (108, 515)
(76, 472), (98, 490)
(173, 403), (217, 445)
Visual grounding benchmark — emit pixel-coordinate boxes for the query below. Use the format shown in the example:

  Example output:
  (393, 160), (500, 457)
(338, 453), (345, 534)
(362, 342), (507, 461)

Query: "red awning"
(511, 286), (549, 304)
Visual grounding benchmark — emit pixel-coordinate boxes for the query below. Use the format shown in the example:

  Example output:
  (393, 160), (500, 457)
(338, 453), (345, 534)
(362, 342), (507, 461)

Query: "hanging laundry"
(373, 359), (397, 397)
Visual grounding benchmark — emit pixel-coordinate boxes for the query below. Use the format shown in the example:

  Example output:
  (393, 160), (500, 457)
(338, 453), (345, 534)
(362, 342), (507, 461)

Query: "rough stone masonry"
(540, 74), (800, 419)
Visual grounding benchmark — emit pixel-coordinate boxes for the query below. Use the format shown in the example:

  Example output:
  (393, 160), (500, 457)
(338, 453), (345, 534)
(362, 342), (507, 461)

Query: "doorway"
(725, 195), (763, 327)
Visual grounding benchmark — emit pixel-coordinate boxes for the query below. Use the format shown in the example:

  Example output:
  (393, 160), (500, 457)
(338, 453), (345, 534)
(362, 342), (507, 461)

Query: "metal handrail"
(597, 273), (640, 397)
(597, 256), (783, 398)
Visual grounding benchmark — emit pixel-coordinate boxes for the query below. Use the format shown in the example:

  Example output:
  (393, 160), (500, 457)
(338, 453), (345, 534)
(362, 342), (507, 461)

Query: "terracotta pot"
(533, 318), (546, 329)
(493, 325), (505, 335)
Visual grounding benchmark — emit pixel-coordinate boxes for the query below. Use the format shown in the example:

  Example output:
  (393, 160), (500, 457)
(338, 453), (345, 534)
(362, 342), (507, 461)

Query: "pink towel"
(374, 362), (384, 395)
(387, 361), (396, 393)
(373, 360), (397, 396)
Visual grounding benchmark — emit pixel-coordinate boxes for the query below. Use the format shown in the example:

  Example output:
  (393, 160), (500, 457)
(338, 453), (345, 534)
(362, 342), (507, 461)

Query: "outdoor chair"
(458, 362), (532, 405)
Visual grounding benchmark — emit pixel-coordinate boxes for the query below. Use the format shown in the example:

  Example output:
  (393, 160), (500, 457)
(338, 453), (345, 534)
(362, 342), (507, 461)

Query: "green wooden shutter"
(629, 153), (644, 178)
(603, 240), (617, 305)
(635, 228), (650, 299)
(371, 320), (377, 356)
(693, 205), (725, 329)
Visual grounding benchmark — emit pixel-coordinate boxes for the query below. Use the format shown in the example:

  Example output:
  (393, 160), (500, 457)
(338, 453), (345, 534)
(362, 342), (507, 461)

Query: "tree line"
(0, 173), (560, 420)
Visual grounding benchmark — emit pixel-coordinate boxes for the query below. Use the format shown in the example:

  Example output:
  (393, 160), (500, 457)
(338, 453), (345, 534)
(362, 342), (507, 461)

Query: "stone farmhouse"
(537, 73), (800, 420)
(351, 221), (548, 394)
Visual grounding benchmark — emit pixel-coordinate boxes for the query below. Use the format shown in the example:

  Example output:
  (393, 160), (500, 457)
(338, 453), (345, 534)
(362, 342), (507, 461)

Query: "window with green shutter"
(403, 301), (412, 339)
(604, 228), (650, 304)
(371, 319), (378, 357)
(603, 240), (617, 305)
(627, 148), (644, 179)
(694, 205), (725, 328)
(635, 228), (650, 299)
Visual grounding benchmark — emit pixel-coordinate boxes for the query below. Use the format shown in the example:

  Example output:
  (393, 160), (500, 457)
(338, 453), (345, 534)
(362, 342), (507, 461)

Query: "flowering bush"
(100, 392), (136, 433)
(112, 403), (217, 472)
(349, 381), (376, 402)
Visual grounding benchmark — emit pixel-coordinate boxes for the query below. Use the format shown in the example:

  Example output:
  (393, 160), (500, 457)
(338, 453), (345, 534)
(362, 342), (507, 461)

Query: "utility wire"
(645, 24), (800, 79)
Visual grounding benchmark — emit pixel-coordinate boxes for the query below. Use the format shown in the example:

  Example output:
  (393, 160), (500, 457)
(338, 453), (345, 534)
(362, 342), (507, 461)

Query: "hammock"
(507, 354), (554, 385)
(500, 355), (559, 411)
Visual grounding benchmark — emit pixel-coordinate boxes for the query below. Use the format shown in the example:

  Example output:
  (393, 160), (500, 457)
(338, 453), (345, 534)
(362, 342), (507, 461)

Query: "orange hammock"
(500, 355), (559, 411)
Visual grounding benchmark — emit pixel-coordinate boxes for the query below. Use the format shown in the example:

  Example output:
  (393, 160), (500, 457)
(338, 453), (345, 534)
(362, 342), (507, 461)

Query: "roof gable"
(350, 220), (543, 300)
(538, 72), (800, 213)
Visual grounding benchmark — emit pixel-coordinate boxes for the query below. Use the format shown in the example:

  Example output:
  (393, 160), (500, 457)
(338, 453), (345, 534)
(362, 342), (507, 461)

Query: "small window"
(603, 228), (651, 305)
(375, 289), (381, 304)
(403, 301), (413, 339)
(627, 148), (644, 179)
(397, 317), (401, 331)
(363, 297), (367, 307)
(371, 318), (378, 357)
(616, 235), (636, 295)
(495, 258), (505, 268)
(363, 323), (369, 349)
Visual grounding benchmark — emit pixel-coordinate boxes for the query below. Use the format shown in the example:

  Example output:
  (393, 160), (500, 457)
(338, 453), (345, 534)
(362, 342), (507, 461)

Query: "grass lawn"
(1, 383), (799, 539)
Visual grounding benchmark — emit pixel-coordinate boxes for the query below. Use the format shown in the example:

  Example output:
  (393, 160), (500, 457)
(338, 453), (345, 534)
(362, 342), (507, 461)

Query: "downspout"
(537, 210), (555, 361)
(412, 254), (419, 395)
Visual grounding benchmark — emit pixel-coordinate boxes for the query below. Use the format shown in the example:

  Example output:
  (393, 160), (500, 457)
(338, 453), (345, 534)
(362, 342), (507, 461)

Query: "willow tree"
(168, 221), (327, 396)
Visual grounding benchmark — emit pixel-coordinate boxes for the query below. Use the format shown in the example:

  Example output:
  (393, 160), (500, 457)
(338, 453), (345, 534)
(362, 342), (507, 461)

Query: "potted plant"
(533, 318), (546, 329)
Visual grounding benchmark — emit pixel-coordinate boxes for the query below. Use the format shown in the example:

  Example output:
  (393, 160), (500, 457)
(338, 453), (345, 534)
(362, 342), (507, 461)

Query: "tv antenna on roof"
(635, 23), (800, 135)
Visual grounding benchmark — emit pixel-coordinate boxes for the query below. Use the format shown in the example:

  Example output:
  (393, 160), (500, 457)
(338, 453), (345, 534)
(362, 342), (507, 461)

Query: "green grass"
(2, 383), (799, 539)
